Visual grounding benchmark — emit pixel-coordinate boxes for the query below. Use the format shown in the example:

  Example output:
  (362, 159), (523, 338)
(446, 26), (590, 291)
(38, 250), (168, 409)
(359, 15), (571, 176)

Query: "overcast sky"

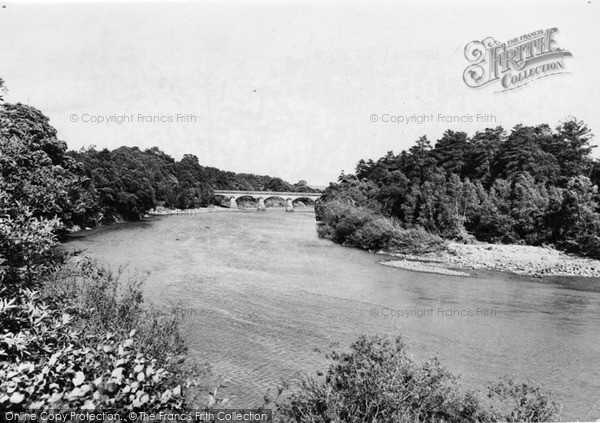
(1, 0), (599, 186)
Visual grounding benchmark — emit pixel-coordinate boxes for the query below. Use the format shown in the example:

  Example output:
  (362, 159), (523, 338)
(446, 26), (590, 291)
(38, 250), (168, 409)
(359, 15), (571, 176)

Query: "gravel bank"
(379, 260), (471, 277)
(382, 242), (600, 278)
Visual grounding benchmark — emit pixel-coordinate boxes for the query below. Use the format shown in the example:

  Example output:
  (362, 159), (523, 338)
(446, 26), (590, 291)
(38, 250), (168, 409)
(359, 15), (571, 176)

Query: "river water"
(66, 208), (600, 420)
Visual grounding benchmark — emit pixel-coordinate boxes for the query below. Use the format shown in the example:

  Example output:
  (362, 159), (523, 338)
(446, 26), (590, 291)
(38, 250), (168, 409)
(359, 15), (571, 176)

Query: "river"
(66, 208), (600, 420)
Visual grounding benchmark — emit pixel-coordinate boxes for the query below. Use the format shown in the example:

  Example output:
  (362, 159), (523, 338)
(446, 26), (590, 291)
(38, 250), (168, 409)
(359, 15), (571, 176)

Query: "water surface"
(67, 209), (600, 420)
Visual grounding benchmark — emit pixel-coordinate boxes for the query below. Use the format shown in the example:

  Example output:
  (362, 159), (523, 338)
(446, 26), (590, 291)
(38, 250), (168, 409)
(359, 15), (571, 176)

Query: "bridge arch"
(291, 196), (318, 206)
(263, 195), (286, 202)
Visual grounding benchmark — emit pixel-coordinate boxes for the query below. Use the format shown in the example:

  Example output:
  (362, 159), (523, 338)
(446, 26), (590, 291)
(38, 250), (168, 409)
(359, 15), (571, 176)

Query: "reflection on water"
(67, 208), (600, 420)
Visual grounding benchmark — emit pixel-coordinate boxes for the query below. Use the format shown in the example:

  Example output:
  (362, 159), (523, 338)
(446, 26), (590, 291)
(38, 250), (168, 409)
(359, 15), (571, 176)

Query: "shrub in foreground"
(0, 330), (185, 410)
(0, 203), (208, 409)
(42, 258), (190, 370)
(272, 335), (561, 423)
(0, 98), (214, 410)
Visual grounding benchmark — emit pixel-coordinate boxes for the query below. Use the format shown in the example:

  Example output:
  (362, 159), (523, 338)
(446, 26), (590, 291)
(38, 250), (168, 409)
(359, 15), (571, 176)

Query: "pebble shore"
(381, 242), (600, 278)
(379, 260), (471, 277)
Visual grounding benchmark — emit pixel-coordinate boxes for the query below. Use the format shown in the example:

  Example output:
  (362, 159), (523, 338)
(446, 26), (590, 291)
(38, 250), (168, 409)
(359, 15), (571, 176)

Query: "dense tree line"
(0, 102), (317, 227)
(317, 119), (600, 259)
(70, 146), (317, 223)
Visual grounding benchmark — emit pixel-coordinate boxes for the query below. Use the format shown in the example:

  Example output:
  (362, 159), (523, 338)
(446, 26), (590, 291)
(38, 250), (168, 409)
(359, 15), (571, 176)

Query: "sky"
(1, 0), (600, 186)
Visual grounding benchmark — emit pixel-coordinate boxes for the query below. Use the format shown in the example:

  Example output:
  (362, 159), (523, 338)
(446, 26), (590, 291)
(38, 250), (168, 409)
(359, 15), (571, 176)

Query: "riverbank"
(147, 205), (311, 215)
(380, 241), (600, 278)
(148, 205), (226, 215)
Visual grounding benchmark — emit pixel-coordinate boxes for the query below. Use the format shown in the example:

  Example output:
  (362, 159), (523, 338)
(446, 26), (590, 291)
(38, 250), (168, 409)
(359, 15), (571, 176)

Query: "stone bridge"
(214, 190), (322, 212)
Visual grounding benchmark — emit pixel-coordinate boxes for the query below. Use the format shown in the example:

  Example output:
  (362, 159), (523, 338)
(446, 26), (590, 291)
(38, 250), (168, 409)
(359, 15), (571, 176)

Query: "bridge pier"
(286, 198), (294, 212)
(229, 197), (238, 209)
(257, 197), (266, 212)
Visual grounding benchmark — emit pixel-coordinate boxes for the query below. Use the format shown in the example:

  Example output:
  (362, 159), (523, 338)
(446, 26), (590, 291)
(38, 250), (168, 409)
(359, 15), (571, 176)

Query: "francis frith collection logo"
(463, 28), (572, 92)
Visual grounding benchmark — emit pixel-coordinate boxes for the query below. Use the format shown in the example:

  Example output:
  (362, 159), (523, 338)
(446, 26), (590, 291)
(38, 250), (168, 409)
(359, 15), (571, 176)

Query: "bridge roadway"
(214, 190), (322, 212)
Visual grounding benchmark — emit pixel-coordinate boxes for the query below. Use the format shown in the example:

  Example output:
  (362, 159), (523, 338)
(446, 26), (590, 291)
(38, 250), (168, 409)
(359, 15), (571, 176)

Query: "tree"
(318, 118), (600, 257)
(432, 130), (469, 175)
(0, 78), (6, 102)
(553, 118), (595, 178)
(591, 160), (600, 188)
(0, 103), (93, 227)
(553, 177), (600, 242)
(400, 136), (438, 180)
(491, 125), (560, 184)
(0, 93), (200, 410)
(509, 172), (550, 243)
(464, 127), (505, 185)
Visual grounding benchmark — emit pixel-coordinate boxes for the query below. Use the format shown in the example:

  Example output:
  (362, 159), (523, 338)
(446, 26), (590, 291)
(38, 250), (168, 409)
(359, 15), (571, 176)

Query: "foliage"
(316, 199), (445, 254)
(70, 145), (319, 223)
(0, 212), (211, 410)
(321, 119), (600, 259)
(0, 201), (195, 410)
(0, 202), (63, 360)
(272, 335), (561, 423)
(0, 98), (212, 410)
(0, 103), (95, 228)
(486, 376), (562, 422)
(0, 330), (186, 411)
(0, 78), (6, 102)
(42, 258), (189, 369)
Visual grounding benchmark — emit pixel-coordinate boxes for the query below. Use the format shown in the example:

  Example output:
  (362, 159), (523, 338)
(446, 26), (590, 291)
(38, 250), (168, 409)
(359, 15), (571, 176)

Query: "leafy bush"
(272, 335), (561, 423)
(387, 226), (447, 255)
(576, 234), (600, 259)
(0, 330), (186, 410)
(0, 202), (64, 360)
(349, 216), (399, 250)
(42, 259), (190, 367)
(0, 209), (195, 410)
(316, 199), (445, 254)
(1, 234), (209, 410)
(486, 376), (562, 422)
